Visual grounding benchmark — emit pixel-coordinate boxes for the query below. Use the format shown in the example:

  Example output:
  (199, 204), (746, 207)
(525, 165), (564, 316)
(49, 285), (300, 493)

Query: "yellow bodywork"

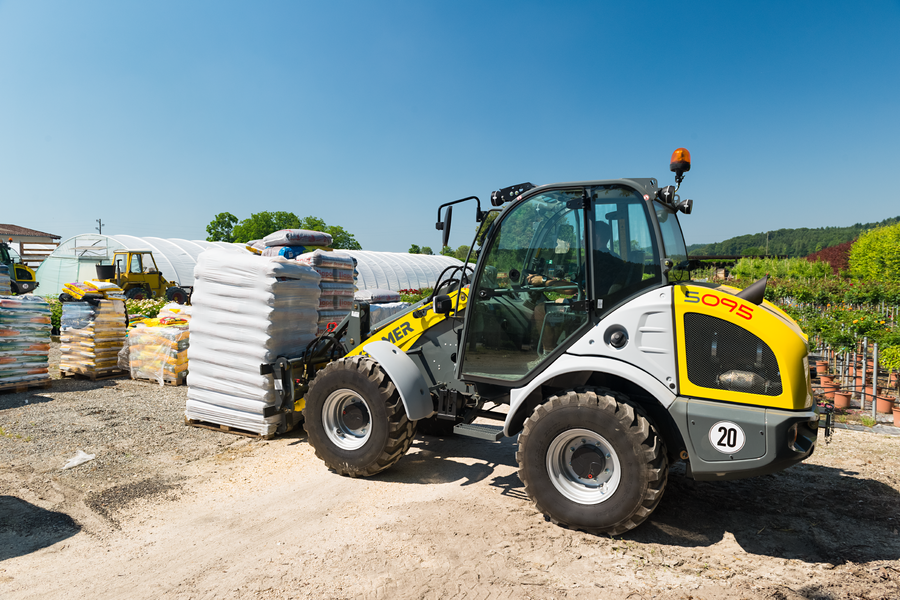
(347, 287), (470, 356)
(292, 287), (470, 413)
(674, 283), (813, 410)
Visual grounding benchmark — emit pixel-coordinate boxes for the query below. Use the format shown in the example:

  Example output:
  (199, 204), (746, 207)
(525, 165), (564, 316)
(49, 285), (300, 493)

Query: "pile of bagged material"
(125, 323), (190, 386)
(295, 250), (357, 335)
(249, 228), (333, 260)
(354, 288), (412, 325)
(0, 296), (51, 389)
(62, 281), (126, 301)
(59, 300), (127, 377)
(185, 247), (321, 436)
(158, 302), (191, 323)
(0, 265), (11, 295)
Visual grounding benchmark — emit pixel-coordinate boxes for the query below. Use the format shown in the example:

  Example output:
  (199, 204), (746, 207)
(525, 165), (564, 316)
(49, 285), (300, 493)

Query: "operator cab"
(452, 151), (693, 385)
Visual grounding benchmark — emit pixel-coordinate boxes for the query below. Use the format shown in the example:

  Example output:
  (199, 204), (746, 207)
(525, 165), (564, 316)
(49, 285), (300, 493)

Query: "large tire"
(165, 286), (188, 304)
(304, 355), (417, 477)
(125, 287), (148, 300)
(517, 388), (668, 535)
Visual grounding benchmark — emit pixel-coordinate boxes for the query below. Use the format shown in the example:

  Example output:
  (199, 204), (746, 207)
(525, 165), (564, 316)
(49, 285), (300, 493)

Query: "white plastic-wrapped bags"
(185, 248), (321, 436)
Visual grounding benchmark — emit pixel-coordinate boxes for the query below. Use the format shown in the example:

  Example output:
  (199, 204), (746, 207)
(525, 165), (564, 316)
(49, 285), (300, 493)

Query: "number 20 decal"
(684, 290), (753, 320)
(708, 421), (746, 453)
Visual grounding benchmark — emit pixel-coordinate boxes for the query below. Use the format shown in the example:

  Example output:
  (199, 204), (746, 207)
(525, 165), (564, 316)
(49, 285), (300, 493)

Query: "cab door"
(458, 188), (590, 382)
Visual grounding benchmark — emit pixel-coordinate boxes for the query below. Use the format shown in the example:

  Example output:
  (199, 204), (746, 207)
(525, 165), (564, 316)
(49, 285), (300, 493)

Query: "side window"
(130, 254), (143, 274)
(590, 187), (661, 309)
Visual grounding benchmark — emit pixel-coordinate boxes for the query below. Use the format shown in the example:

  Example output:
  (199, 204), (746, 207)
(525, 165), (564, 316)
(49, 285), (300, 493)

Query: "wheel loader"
(93, 250), (190, 303)
(0, 239), (39, 294)
(261, 149), (825, 535)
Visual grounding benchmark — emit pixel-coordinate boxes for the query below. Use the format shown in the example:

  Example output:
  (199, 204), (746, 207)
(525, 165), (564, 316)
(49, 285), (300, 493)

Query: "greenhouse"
(35, 235), (465, 296)
(35, 234), (234, 296)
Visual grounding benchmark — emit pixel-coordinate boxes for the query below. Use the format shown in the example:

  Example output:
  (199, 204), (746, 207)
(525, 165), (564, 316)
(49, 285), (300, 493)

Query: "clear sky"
(1, 1), (898, 252)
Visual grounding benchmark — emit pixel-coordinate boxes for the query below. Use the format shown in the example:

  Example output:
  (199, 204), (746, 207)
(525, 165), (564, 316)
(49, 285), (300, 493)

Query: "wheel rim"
(546, 428), (622, 505)
(322, 389), (372, 450)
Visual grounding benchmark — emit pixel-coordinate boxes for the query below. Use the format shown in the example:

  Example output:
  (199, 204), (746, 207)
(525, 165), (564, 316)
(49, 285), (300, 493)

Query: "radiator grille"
(684, 313), (782, 396)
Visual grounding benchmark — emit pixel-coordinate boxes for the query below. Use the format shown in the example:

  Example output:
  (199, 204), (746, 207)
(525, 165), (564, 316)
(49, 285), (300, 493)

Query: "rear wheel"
(517, 388), (668, 535)
(304, 355), (416, 477)
(58, 293), (75, 303)
(125, 287), (147, 300)
(165, 286), (188, 304)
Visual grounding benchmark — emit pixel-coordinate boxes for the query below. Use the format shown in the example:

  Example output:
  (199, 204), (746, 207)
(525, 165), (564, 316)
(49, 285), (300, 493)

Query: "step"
(453, 423), (504, 441)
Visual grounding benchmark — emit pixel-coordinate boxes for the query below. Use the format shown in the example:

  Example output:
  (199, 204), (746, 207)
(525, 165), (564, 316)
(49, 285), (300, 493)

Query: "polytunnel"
(340, 251), (463, 291)
(35, 234), (233, 296)
(35, 236), (466, 297)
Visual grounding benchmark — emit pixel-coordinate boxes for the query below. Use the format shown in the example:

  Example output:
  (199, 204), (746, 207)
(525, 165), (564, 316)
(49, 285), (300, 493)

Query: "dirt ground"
(2, 375), (900, 599)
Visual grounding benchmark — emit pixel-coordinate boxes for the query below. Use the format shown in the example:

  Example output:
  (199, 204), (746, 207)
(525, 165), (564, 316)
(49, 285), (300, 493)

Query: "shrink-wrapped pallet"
(59, 300), (127, 377)
(186, 247), (321, 436)
(0, 265), (11, 295)
(296, 250), (358, 334)
(0, 296), (51, 388)
(126, 324), (190, 386)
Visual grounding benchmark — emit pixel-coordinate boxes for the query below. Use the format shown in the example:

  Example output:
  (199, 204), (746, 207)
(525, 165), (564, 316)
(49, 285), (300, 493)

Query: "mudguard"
(362, 340), (435, 421)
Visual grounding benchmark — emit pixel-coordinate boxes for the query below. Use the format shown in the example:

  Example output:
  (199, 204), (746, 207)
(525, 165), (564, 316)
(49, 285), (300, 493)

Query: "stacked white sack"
(186, 247), (321, 436)
(295, 250), (357, 334)
(354, 289), (411, 326)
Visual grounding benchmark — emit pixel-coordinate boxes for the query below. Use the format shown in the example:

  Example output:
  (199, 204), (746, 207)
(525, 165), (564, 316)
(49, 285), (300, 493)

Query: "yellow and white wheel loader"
(262, 149), (824, 535)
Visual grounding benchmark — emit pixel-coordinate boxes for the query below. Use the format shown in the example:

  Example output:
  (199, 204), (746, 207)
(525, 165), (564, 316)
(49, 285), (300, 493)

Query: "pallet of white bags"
(60, 366), (128, 381)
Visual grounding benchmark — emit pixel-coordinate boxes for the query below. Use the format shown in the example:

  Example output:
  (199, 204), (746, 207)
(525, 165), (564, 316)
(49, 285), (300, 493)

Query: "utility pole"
(96, 219), (104, 235)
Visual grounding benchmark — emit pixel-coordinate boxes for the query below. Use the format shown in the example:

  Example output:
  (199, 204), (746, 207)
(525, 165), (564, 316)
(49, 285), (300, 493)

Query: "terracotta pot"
(815, 362), (828, 375)
(819, 374), (835, 385)
(891, 372), (898, 387)
(893, 406), (900, 428)
(876, 395), (896, 414)
(821, 383), (838, 400)
(833, 391), (852, 409)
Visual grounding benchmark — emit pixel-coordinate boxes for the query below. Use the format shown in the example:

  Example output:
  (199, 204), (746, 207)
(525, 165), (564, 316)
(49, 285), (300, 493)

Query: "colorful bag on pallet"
(0, 296), (51, 387)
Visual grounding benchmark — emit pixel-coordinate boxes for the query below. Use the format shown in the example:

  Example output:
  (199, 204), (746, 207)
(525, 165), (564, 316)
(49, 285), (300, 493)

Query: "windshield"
(654, 201), (689, 281)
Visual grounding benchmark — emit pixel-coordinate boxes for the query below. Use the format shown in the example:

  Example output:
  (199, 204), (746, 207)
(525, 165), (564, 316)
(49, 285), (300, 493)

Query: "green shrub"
(125, 298), (168, 319)
(850, 222), (900, 282)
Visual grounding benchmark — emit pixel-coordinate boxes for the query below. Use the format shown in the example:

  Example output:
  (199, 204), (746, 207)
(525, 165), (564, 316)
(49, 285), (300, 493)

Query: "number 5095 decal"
(684, 290), (754, 320)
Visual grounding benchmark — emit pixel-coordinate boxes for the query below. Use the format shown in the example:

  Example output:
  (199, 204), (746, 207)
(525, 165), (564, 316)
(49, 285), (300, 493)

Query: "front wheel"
(517, 388), (668, 535)
(304, 355), (417, 477)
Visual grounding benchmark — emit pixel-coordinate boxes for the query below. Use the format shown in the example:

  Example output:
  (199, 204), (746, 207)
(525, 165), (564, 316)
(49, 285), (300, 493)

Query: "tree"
(420, 246), (433, 255)
(206, 212), (239, 242)
(850, 223), (900, 282)
(231, 211), (300, 243)
(440, 246), (455, 257)
(454, 245), (471, 261)
(299, 216), (361, 250)
(408, 244), (421, 254)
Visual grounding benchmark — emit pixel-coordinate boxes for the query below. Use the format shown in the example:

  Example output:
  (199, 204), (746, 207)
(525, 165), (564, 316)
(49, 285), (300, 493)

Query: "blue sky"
(1, 1), (898, 252)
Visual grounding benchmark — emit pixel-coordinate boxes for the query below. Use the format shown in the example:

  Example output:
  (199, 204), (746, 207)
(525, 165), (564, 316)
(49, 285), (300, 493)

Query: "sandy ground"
(2, 374), (900, 600)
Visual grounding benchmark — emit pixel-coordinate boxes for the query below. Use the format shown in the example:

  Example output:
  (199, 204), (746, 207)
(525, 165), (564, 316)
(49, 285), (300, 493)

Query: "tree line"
(688, 215), (900, 257)
(206, 211), (361, 250)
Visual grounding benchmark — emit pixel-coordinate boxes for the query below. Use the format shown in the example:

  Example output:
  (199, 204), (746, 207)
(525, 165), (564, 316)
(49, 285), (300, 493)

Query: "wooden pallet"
(60, 367), (128, 381)
(0, 379), (52, 394)
(131, 372), (186, 387)
(184, 417), (276, 440)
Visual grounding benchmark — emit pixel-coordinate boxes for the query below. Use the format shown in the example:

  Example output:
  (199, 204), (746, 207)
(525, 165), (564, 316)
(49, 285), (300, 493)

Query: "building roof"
(0, 224), (60, 239)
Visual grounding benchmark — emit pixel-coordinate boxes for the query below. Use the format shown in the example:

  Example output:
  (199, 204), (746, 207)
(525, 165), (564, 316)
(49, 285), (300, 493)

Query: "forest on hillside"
(687, 215), (900, 257)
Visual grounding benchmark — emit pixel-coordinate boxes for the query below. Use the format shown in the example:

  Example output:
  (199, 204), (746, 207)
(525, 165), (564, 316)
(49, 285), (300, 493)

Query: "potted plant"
(878, 345), (900, 425)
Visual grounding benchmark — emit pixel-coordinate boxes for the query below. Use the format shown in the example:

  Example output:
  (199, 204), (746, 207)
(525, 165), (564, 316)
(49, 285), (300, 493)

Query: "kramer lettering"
(382, 322), (415, 343)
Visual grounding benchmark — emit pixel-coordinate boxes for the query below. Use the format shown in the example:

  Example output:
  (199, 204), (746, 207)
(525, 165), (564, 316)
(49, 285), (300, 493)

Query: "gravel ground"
(2, 343), (900, 599)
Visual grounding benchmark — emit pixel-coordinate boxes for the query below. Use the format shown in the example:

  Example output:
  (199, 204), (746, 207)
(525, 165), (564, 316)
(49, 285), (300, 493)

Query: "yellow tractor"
(0, 239), (39, 294)
(94, 249), (190, 303)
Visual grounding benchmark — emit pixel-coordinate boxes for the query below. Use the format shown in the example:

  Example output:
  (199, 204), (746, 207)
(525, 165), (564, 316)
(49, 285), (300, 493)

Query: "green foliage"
(690, 215), (900, 258)
(849, 222), (900, 283)
(125, 297), (168, 319)
(231, 211), (301, 243)
(209, 211), (362, 249)
(408, 244), (421, 254)
(44, 296), (61, 331)
(398, 288), (431, 303)
(730, 257), (832, 281)
(206, 212), (239, 242)
(880, 346), (900, 372)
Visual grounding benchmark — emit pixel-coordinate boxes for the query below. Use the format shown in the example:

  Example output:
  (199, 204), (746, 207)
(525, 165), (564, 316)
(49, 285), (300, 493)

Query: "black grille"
(683, 313), (782, 396)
